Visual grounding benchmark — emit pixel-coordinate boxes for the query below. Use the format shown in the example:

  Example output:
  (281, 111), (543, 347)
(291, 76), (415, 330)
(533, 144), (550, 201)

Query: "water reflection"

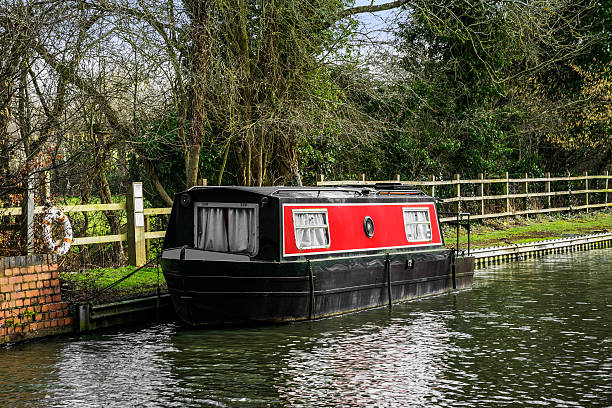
(0, 249), (610, 407)
(0, 342), (62, 407)
(44, 326), (180, 407)
(277, 313), (453, 407)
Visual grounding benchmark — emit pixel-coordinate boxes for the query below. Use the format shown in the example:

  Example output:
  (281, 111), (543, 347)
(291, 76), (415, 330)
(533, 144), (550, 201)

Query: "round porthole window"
(179, 193), (191, 207)
(363, 216), (374, 238)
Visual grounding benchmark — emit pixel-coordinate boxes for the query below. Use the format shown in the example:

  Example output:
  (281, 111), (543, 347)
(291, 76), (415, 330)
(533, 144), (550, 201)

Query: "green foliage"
(578, 0), (612, 63)
(22, 309), (35, 319)
(117, 0), (609, 203)
(130, 115), (186, 201)
(129, 113), (226, 202)
(377, 0), (598, 178)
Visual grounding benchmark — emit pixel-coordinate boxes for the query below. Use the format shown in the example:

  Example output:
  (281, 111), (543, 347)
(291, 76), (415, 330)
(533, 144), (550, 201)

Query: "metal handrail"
(440, 212), (471, 256)
(271, 188), (364, 196)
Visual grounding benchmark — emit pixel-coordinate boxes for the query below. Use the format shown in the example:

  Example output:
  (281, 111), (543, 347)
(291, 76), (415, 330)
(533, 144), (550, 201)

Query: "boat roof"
(185, 184), (428, 199)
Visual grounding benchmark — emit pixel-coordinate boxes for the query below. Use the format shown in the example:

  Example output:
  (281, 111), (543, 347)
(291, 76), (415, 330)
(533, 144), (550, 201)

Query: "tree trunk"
(185, 144), (201, 189)
(232, 0), (254, 186)
(0, 25), (23, 183)
(0, 78), (12, 180)
(186, 0), (212, 188)
(217, 143), (230, 185)
(144, 158), (173, 206)
(246, 137), (252, 186)
(257, 126), (264, 186)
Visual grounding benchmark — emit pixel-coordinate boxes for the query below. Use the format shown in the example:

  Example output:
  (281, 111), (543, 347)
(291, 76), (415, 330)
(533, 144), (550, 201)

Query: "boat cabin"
(162, 185), (444, 261)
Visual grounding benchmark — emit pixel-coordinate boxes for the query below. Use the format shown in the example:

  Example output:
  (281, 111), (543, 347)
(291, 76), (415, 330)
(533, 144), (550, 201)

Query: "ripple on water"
(0, 249), (611, 407)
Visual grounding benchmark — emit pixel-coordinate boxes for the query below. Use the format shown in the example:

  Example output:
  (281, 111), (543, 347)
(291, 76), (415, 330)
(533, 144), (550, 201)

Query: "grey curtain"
(227, 208), (257, 254)
(197, 207), (257, 255)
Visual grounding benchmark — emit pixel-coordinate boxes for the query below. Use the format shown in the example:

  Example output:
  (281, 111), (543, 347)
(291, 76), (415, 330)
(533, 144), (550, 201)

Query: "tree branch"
(341, 0), (409, 19)
(143, 158), (174, 206)
(32, 40), (177, 205)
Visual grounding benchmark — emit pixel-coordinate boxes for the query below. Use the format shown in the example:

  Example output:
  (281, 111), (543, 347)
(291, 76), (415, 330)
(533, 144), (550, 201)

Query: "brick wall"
(0, 254), (73, 344)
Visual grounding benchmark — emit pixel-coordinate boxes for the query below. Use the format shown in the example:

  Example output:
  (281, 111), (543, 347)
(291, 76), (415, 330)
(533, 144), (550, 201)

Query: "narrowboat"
(160, 185), (474, 325)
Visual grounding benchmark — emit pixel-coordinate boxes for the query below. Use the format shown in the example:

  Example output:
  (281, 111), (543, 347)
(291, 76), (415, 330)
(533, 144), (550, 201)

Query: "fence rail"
(1, 171), (610, 266)
(318, 171), (611, 222)
(0, 202), (169, 246)
(0, 183), (171, 265)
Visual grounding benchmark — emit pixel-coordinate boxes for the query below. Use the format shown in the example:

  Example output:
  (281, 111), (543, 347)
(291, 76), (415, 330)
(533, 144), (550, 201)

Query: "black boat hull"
(161, 249), (474, 325)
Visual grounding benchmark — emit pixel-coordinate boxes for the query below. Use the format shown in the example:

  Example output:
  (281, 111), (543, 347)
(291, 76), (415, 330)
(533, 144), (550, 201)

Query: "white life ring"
(42, 207), (73, 255)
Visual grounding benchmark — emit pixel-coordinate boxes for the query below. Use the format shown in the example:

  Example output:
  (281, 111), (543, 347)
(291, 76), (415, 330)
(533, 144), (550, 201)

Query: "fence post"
(395, 174), (401, 182)
(504, 172), (510, 214)
(523, 172), (529, 217)
(317, 174), (324, 184)
(198, 178), (208, 186)
(360, 173), (366, 183)
(430, 175), (436, 197)
(567, 171), (572, 211)
(606, 170), (609, 207)
(145, 214), (150, 262)
(454, 174), (461, 213)
(584, 171), (589, 212)
(478, 173), (484, 216)
(546, 172), (551, 209)
(126, 182), (146, 266)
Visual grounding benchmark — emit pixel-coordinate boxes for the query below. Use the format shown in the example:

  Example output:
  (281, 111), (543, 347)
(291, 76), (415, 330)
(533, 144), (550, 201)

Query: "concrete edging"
(75, 294), (174, 333)
(470, 232), (612, 268)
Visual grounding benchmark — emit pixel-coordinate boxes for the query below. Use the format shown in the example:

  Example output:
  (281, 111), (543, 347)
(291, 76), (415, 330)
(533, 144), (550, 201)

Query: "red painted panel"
(282, 203), (442, 256)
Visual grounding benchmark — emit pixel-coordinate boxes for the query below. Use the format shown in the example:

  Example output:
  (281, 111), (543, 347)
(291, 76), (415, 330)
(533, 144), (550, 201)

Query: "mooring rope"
(82, 256), (160, 303)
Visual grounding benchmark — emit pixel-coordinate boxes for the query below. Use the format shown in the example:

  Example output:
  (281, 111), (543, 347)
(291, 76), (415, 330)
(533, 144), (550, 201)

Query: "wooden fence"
(0, 202), (169, 245)
(1, 172), (610, 266)
(318, 171), (611, 223)
(0, 183), (170, 266)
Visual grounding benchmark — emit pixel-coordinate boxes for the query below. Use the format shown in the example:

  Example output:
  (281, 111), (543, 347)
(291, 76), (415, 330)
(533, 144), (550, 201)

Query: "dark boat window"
(194, 203), (258, 256)
(293, 209), (330, 250)
(363, 216), (375, 238)
(402, 208), (432, 242)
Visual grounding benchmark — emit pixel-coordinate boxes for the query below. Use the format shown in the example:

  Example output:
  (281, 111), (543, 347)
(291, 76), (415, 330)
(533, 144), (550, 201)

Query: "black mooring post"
(456, 212), (460, 255)
(156, 260), (161, 322)
(467, 213), (471, 256)
(386, 253), (392, 309)
(307, 260), (315, 320)
(451, 251), (457, 290)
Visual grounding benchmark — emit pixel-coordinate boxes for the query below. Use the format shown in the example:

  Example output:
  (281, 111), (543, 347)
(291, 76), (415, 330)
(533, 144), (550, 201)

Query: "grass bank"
(443, 209), (612, 249)
(60, 265), (166, 305)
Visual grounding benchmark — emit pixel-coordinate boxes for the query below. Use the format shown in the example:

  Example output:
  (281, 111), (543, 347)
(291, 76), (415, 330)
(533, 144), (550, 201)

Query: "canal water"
(1, 249), (611, 407)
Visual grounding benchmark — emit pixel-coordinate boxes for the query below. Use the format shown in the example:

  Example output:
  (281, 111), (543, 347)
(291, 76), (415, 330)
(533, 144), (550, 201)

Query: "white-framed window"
(293, 209), (330, 250)
(403, 208), (432, 242)
(194, 202), (259, 256)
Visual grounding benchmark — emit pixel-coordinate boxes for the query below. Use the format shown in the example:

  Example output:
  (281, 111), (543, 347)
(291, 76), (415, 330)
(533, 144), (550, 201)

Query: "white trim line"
(301, 247), (449, 262)
(283, 242), (443, 257)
